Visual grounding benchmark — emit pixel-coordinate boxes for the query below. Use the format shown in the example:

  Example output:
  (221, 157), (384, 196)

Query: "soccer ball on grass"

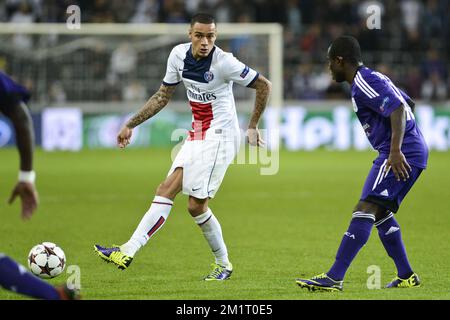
(28, 242), (66, 278)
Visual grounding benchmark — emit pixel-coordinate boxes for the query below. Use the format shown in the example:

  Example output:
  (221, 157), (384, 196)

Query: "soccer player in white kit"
(95, 13), (272, 280)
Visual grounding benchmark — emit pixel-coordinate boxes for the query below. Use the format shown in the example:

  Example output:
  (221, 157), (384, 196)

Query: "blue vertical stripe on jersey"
(182, 46), (216, 83)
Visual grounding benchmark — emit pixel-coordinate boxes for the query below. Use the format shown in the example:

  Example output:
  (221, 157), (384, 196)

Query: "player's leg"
(297, 161), (423, 291)
(182, 139), (236, 280)
(0, 254), (79, 300)
(120, 167), (182, 255)
(374, 210), (420, 288)
(326, 201), (381, 280)
(296, 200), (378, 291)
(94, 168), (182, 269)
(188, 196), (232, 280)
(296, 157), (388, 291)
(369, 166), (423, 288)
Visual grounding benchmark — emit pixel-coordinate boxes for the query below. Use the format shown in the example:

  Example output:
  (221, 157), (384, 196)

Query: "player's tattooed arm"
(117, 84), (176, 148)
(248, 75), (272, 129)
(246, 75), (272, 146)
(125, 84), (177, 129)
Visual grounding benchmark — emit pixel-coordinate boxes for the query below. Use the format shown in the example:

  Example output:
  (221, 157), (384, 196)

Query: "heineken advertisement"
(264, 106), (450, 151)
(0, 105), (449, 151)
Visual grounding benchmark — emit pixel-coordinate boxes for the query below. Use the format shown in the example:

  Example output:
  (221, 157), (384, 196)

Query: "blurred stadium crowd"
(0, 0), (448, 104)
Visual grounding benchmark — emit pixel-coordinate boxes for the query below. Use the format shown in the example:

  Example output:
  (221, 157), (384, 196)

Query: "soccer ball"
(28, 242), (66, 279)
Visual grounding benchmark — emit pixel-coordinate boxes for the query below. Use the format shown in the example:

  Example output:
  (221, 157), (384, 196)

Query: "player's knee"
(374, 210), (391, 223)
(187, 203), (202, 216)
(187, 199), (208, 216)
(353, 200), (389, 221)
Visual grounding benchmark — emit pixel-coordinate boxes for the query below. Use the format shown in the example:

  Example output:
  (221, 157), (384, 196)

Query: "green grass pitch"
(1, 148), (449, 300)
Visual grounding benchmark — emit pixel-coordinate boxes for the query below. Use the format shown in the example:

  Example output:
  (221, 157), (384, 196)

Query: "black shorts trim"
(362, 196), (399, 213)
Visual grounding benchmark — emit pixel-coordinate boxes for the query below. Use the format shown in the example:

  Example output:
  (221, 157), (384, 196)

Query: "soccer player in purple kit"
(0, 71), (79, 300)
(296, 36), (428, 291)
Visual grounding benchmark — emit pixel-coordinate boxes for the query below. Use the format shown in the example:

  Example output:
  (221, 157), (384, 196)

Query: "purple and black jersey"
(351, 66), (428, 169)
(0, 71), (31, 113)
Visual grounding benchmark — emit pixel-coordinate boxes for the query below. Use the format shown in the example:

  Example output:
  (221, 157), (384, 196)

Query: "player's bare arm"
(117, 84), (177, 148)
(247, 75), (272, 146)
(4, 102), (34, 171)
(386, 104), (411, 181)
(4, 101), (39, 220)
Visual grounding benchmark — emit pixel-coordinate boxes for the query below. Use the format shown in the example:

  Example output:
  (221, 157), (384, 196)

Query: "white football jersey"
(163, 43), (259, 140)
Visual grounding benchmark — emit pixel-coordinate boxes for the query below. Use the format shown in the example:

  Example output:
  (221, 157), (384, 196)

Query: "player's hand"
(117, 126), (133, 148)
(8, 182), (39, 220)
(246, 128), (265, 147)
(386, 150), (412, 182)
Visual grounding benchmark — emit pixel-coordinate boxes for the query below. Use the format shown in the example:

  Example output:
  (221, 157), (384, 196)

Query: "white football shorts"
(168, 137), (239, 199)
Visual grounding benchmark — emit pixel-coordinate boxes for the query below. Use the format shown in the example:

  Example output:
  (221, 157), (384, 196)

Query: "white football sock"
(120, 196), (173, 257)
(194, 208), (231, 269)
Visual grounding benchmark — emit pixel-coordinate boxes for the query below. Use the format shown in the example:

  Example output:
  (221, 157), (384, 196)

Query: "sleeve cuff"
(246, 73), (259, 87)
(162, 81), (181, 86)
(19, 170), (36, 184)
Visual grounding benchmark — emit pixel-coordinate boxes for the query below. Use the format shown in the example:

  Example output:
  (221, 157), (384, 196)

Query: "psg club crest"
(204, 71), (214, 82)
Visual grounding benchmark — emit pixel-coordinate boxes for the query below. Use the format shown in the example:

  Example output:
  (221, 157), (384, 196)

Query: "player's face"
(189, 22), (217, 60)
(328, 56), (346, 83)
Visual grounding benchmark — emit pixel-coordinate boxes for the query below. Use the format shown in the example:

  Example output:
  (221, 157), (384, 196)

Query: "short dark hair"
(190, 13), (215, 26)
(329, 35), (362, 64)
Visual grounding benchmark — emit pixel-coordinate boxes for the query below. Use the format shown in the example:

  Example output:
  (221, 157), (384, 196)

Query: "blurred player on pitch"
(0, 71), (79, 299)
(95, 13), (271, 280)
